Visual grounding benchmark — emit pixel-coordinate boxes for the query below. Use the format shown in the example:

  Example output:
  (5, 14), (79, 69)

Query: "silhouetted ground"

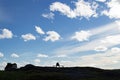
(1, 65), (120, 80)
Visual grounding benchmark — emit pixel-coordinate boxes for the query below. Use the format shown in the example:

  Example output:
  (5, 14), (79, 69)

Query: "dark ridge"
(18, 65), (104, 73)
(1, 63), (120, 80)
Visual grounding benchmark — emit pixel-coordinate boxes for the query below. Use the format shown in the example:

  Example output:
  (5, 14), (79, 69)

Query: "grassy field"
(0, 67), (120, 80)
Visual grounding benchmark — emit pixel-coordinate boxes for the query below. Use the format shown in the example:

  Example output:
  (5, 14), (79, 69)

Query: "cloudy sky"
(0, 0), (120, 70)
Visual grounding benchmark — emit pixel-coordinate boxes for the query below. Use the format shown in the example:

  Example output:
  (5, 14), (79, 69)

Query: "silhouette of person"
(56, 62), (60, 67)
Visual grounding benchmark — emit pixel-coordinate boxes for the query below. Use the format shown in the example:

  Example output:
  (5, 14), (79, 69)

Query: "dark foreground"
(1, 66), (120, 80)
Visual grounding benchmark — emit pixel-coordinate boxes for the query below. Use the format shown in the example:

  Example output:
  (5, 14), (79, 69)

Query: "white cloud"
(116, 20), (120, 28)
(54, 20), (120, 55)
(50, 0), (97, 19)
(71, 30), (91, 41)
(55, 47), (120, 69)
(34, 59), (41, 66)
(0, 28), (13, 39)
(78, 47), (120, 69)
(21, 33), (36, 42)
(11, 53), (19, 58)
(49, 0), (120, 19)
(17, 61), (30, 68)
(37, 54), (48, 58)
(101, 35), (120, 44)
(74, 0), (97, 19)
(60, 61), (73, 66)
(56, 54), (67, 57)
(34, 59), (41, 63)
(0, 62), (7, 70)
(42, 12), (54, 19)
(94, 46), (108, 52)
(96, 0), (106, 2)
(0, 52), (4, 58)
(102, 0), (120, 19)
(35, 26), (45, 35)
(53, 54), (67, 58)
(43, 31), (61, 42)
(50, 2), (75, 18)
(111, 47), (120, 53)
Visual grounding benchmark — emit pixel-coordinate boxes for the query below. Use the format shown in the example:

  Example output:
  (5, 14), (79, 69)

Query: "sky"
(0, 0), (120, 70)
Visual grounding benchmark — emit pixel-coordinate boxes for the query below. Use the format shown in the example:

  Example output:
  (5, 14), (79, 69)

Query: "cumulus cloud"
(0, 28), (13, 39)
(94, 46), (108, 52)
(37, 54), (48, 58)
(43, 31), (61, 42)
(42, 12), (54, 19)
(21, 33), (36, 42)
(35, 26), (45, 35)
(48, 0), (120, 19)
(11, 53), (19, 58)
(50, 0), (120, 19)
(102, 0), (120, 19)
(50, 2), (75, 18)
(50, 0), (98, 19)
(71, 30), (91, 41)
(0, 52), (4, 58)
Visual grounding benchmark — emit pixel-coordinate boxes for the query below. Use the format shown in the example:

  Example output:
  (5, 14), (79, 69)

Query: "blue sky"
(0, 0), (120, 70)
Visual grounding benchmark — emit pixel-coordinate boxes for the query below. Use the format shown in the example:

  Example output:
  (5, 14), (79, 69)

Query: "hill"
(0, 64), (120, 80)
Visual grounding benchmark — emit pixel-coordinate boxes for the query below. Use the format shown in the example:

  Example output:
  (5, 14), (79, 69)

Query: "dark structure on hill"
(56, 62), (60, 67)
(5, 63), (17, 71)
